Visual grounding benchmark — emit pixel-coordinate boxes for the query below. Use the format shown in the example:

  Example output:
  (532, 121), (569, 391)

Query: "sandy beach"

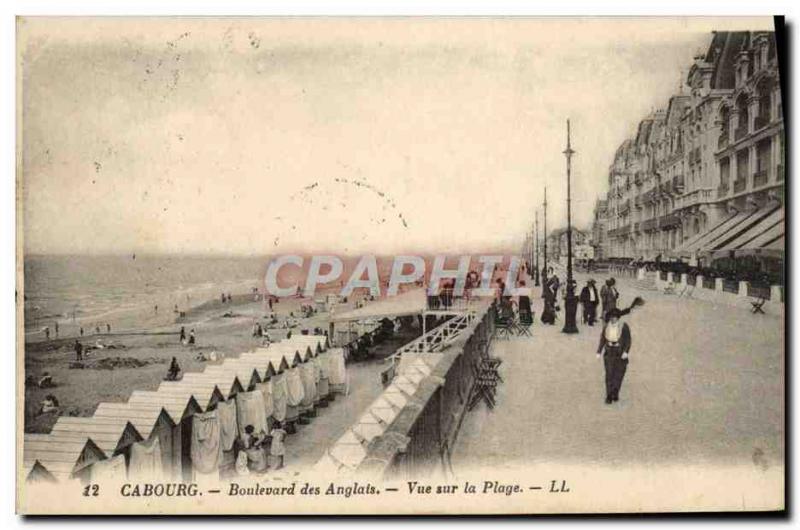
(23, 286), (398, 435)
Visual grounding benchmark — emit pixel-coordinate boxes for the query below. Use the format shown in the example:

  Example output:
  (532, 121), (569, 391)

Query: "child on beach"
(240, 424), (268, 473)
(234, 450), (249, 477)
(269, 422), (287, 470)
(188, 329), (196, 345)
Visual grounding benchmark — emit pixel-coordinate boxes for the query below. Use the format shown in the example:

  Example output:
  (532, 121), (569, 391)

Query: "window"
(758, 83), (772, 122)
(756, 138), (771, 173)
(719, 157), (730, 186)
(736, 95), (749, 135)
(719, 106), (730, 135)
(736, 149), (749, 181)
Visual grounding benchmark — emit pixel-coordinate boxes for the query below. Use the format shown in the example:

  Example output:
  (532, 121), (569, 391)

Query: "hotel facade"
(596, 31), (784, 271)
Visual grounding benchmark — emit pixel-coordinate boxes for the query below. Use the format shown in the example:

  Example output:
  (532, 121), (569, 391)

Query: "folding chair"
(750, 297), (767, 315)
(477, 337), (504, 383)
(493, 315), (513, 340)
(516, 312), (533, 337)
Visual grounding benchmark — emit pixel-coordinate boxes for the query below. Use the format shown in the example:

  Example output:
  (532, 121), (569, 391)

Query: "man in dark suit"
(579, 279), (600, 326)
(599, 277), (619, 321)
(596, 305), (636, 404)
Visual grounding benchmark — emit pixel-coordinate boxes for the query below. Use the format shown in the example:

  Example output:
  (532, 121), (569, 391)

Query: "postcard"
(16, 16), (785, 514)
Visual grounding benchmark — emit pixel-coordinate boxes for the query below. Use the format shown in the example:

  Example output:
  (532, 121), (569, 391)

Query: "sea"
(22, 253), (514, 339)
(23, 254), (271, 336)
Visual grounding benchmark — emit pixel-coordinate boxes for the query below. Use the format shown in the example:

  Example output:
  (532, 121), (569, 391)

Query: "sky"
(19, 17), (774, 255)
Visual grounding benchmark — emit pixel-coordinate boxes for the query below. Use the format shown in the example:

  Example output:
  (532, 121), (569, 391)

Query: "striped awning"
(677, 210), (750, 254)
(707, 207), (785, 259)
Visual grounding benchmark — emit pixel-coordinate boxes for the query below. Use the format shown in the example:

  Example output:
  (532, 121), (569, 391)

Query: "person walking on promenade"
(541, 276), (557, 325)
(550, 273), (561, 302)
(579, 279), (600, 326)
(188, 329), (196, 345)
(596, 297), (644, 404)
(74, 339), (83, 361)
(517, 281), (533, 325)
(600, 278), (619, 321)
(179, 326), (186, 343)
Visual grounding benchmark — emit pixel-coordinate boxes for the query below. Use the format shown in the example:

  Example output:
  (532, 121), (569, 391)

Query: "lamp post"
(534, 210), (541, 286)
(543, 187), (548, 282)
(562, 119), (579, 334)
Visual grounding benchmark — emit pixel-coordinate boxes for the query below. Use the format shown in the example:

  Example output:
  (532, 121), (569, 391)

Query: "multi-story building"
(591, 199), (609, 260)
(547, 228), (592, 264)
(597, 30), (784, 270)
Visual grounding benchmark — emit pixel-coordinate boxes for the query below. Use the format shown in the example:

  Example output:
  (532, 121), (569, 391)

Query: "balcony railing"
(734, 126), (748, 141)
(675, 188), (714, 211)
(672, 174), (685, 193)
(753, 169), (768, 188)
(659, 213), (681, 229)
(777, 164), (784, 181)
(733, 178), (747, 193)
(608, 225), (631, 238)
(754, 115), (770, 131)
(717, 133), (729, 149)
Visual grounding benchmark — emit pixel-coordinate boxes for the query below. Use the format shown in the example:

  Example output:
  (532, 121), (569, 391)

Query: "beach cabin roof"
(199, 365), (255, 394)
(50, 416), (144, 455)
(264, 362), (276, 379)
(211, 360), (262, 389)
(23, 459), (74, 484)
(93, 404), (176, 439)
(25, 460), (58, 484)
(128, 391), (205, 416)
(236, 353), (280, 375)
(240, 345), (301, 376)
(29, 429), (124, 456)
(292, 351), (303, 366)
(177, 372), (244, 398)
(24, 433), (107, 482)
(156, 382), (226, 412)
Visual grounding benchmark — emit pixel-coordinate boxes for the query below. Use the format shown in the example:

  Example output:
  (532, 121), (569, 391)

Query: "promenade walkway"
(450, 274), (784, 510)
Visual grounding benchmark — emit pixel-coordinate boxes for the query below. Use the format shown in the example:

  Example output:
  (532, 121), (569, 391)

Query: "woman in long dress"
(540, 277), (556, 325)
